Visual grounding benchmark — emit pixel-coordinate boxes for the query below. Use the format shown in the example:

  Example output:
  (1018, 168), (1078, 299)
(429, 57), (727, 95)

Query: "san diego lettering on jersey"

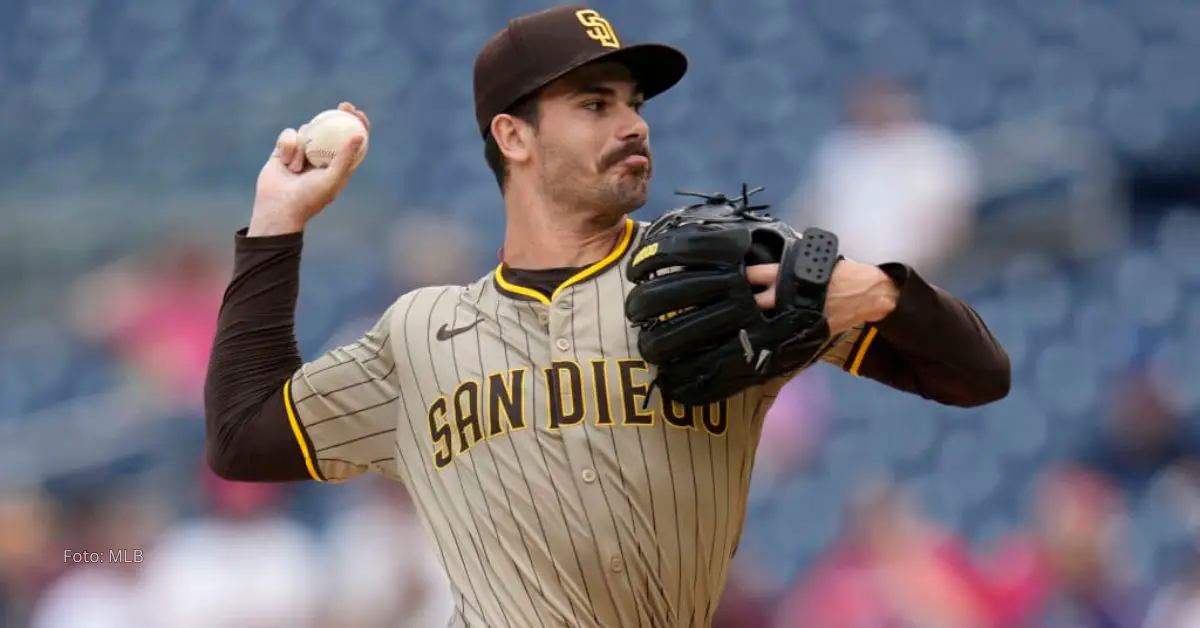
(426, 358), (729, 469)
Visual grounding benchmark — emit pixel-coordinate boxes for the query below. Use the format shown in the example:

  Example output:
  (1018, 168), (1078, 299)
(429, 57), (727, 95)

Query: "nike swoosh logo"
(436, 318), (484, 341)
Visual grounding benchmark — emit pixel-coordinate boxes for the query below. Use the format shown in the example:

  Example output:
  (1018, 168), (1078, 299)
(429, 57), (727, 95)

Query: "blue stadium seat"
(600, 0), (694, 45)
(1112, 0), (1188, 37)
(25, 143), (108, 193)
(710, 0), (793, 48)
(1000, 255), (1072, 332)
(1141, 43), (1200, 114)
(22, 0), (97, 33)
(221, 39), (315, 112)
(1072, 298), (1140, 372)
(852, 11), (934, 81)
(26, 37), (106, 116)
(863, 398), (939, 463)
(410, 145), (498, 211)
(967, 8), (1038, 84)
(2, 324), (77, 414)
(1072, 5), (1141, 81)
(110, 0), (196, 33)
(715, 59), (798, 130)
(214, 0), (296, 31)
(767, 21), (831, 89)
(808, 0), (885, 44)
(909, 471), (968, 529)
(1157, 207), (1200, 282)
(764, 479), (841, 573)
(1114, 250), (1181, 327)
(1032, 341), (1101, 416)
(68, 353), (123, 400)
(200, 0), (294, 51)
(126, 44), (212, 112)
(1030, 46), (1101, 117)
(327, 42), (419, 106)
(818, 429), (878, 485)
(1012, 0), (1086, 37)
(909, 0), (986, 43)
(1100, 86), (1170, 156)
(399, 2), (495, 62)
(995, 86), (1046, 122)
(1148, 342), (1200, 414)
(937, 432), (1003, 502)
(982, 387), (1050, 459)
(1184, 297), (1200, 347)
(1127, 532), (1159, 583)
(0, 356), (30, 418)
(293, 1), (390, 67)
(973, 514), (1020, 548)
(925, 54), (998, 129)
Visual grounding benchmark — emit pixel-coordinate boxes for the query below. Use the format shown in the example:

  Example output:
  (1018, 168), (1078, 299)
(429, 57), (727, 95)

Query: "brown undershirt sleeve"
(203, 228), (312, 482)
(833, 263), (1012, 407)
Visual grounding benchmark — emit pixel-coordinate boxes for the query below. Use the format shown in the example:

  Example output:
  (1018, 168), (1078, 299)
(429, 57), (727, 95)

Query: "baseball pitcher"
(204, 5), (1011, 627)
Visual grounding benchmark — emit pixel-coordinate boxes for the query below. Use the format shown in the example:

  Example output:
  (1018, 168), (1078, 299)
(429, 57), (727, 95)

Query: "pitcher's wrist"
(248, 210), (306, 237)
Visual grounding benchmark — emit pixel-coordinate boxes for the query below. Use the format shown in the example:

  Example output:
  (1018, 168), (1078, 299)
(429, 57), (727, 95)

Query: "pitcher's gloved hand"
(625, 185), (842, 406)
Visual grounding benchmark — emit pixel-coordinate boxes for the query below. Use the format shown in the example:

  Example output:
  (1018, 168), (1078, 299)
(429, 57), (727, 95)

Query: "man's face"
(531, 62), (652, 217)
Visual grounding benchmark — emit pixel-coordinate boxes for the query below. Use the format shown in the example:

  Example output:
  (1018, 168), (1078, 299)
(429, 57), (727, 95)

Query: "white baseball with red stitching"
(300, 109), (368, 168)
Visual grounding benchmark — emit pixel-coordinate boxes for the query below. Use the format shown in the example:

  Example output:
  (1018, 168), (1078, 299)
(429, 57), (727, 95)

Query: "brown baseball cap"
(473, 4), (688, 137)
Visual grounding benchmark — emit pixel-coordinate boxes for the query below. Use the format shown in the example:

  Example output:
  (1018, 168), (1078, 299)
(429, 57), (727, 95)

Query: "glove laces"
(673, 183), (772, 217)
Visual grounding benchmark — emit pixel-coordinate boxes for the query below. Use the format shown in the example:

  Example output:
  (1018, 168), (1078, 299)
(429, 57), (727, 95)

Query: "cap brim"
(596, 43), (688, 101)
(480, 41), (688, 138)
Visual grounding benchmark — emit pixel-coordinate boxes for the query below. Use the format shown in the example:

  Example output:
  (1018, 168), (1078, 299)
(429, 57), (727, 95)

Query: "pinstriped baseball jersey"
(285, 218), (876, 628)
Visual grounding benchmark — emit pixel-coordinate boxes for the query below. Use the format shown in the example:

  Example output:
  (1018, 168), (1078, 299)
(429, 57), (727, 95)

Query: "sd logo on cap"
(575, 9), (621, 49)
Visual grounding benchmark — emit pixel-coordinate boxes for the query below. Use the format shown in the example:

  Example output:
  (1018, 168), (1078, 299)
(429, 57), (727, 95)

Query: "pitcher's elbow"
(961, 351), (1012, 407)
(205, 439), (241, 481)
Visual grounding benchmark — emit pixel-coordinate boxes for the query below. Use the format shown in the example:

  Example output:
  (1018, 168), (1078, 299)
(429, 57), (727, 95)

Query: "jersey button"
(537, 312), (549, 325)
(581, 468), (596, 483)
(555, 338), (571, 352)
(609, 557), (624, 573)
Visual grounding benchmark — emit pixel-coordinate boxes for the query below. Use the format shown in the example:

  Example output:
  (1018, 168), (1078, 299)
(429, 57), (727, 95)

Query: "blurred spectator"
(773, 481), (1003, 627)
(1073, 370), (1200, 497)
(67, 239), (228, 413)
(712, 558), (777, 628)
(136, 467), (323, 628)
(0, 490), (59, 627)
(1146, 553), (1200, 628)
(789, 76), (979, 278)
(29, 489), (165, 628)
(753, 369), (831, 484)
(322, 478), (454, 627)
(987, 467), (1149, 627)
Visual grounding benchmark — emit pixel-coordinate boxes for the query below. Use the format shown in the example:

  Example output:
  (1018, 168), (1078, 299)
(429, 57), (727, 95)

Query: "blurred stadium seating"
(4, 0), (1200, 625)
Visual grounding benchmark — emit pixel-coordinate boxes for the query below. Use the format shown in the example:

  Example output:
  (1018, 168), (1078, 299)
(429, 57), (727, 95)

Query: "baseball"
(299, 109), (369, 169)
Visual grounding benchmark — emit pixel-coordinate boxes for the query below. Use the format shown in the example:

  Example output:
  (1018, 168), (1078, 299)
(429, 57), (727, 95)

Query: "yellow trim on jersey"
(283, 379), (324, 482)
(494, 219), (636, 305)
(848, 326), (879, 376)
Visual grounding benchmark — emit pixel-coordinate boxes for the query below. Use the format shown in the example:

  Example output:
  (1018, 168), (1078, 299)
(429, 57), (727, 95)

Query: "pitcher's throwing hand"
(250, 102), (370, 236)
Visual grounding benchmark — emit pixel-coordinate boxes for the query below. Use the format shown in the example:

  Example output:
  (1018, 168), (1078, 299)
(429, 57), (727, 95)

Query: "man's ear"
(491, 114), (533, 165)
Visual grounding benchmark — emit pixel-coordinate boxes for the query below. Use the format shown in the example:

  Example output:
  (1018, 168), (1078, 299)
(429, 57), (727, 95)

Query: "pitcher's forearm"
(204, 229), (311, 481)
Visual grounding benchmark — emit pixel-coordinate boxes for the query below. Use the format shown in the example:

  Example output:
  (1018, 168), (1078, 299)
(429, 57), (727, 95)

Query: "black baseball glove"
(625, 185), (842, 406)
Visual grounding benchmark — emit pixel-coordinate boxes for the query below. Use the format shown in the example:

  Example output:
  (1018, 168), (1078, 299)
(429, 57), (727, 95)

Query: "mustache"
(602, 142), (651, 169)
